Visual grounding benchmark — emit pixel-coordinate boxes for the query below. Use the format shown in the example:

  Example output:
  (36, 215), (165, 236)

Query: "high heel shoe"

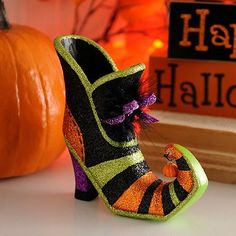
(54, 35), (208, 221)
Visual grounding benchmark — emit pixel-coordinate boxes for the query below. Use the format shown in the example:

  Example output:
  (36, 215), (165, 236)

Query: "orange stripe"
(177, 170), (193, 193)
(113, 172), (157, 213)
(149, 183), (164, 216)
(63, 107), (84, 161)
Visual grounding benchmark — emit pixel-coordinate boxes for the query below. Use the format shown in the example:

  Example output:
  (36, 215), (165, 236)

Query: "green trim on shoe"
(88, 151), (144, 188)
(174, 144), (208, 205)
(169, 183), (180, 206)
(90, 64), (145, 92)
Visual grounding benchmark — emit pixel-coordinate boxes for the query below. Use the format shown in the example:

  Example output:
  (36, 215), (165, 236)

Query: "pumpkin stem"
(0, 0), (10, 30)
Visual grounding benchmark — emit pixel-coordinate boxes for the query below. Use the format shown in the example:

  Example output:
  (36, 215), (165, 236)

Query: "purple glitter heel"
(69, 151), (98, 201)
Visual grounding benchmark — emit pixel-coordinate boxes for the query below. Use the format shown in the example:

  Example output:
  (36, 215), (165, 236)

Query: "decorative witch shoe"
(54, 35), (208, 221)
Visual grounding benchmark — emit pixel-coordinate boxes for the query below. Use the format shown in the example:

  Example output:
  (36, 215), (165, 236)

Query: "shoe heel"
(69, 151), (98, 201)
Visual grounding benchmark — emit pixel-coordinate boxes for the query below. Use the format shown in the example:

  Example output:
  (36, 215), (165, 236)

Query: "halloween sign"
(168, 1), (236, 61)
(149, 55), (236, 118)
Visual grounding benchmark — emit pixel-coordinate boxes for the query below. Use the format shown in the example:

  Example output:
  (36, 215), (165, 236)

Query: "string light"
(153, 39), (164, 49)
(112, 39), (125, 48)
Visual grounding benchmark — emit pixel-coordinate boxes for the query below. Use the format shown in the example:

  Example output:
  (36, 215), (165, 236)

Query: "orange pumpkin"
(162, 163), (178, 178)
(0, 0), (65, 178)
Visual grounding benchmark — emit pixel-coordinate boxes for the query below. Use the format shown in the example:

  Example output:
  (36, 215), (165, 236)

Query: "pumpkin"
(162, 163), (178, 178)
(0, 0), (65, 178)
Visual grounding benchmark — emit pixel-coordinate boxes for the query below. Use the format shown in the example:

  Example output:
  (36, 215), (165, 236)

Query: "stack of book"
(141, 1), (236, 184)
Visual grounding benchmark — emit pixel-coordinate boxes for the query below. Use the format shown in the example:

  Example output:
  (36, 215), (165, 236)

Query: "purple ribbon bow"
(103, 92), (159, 125)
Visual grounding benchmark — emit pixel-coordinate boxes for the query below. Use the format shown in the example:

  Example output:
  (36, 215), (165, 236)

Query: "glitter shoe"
(54, 35), (208, 221)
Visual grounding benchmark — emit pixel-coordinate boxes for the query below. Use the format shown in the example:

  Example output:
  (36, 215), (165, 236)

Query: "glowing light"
(153, 39), (164, 49)
(112, 39), (125, 48)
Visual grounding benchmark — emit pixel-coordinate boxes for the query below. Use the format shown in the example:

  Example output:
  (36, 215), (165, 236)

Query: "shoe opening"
(61, 37), (116, 83)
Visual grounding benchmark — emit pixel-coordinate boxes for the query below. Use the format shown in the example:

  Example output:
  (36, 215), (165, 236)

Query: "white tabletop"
(1, 150), (235, 236)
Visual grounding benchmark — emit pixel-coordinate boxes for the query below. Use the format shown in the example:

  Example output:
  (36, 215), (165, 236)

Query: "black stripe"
(162, 184), (175, 215)
(102, 161), (150, 205)
(174, 179), (189, 201)
(137, 179), (162, 214)
(176, 157), (191, 171)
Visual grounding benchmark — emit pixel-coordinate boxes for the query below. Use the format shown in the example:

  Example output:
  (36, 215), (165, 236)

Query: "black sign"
(168, 1), (236, 61)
